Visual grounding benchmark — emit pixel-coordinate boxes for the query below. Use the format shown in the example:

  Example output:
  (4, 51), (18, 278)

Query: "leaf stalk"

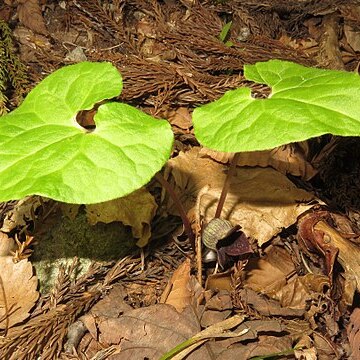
(155, 173), (195, 250)
(215, 152), (240, 219)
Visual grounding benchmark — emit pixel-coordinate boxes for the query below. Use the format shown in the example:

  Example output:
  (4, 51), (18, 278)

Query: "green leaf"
(0, 62), (173, 204)
(193, 59), (360, 152)
(219, 21), (232, 43)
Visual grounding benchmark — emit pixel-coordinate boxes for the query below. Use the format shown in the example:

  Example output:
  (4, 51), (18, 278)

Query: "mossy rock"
(33, 206), (137, 292)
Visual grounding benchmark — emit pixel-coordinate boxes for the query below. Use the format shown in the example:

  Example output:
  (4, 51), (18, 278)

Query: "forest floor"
(1, 0), (360, 359)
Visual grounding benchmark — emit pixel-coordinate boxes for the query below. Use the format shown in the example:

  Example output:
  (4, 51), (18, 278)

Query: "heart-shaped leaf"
(0, 62), (173, 204)
(193, 59), (360, 152)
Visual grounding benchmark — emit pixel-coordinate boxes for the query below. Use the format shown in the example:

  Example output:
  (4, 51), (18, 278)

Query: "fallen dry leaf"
(315, 220), (360, 293)
(164, 147), (225, 213)
(161, 259), (198, 313)
(171, 314), (247, 360)
(165, 107), (193, 130)
(279, 33), (319, 57)
(285, 320), (313, 342)
(297, 212), (339, 278)
(12, 26), (51, 50)
(78, 284), (132, 349)
(216, 335), (293, 359)
(0, 4), (11, 22)
(0, 257), (38, 329)
(277, 273), (330, 310)
(209, 319), (289, 359)
(86, 187), (157, 247)
(242, 245), (331, 311)
(312, 332), (338, 359)
(205, 290), (232, 312)
(59, 203), (80, 221)
(318, 13), (344, 69)
(200, 290), (232, 327)
(347, 307), (360, 360)
(200, 140), (317, 180)
(236, 287), (305, 318)
(89, 304), (206, 359)
(17, 0), (48, 35)
(0, 232), (16, 257)
(243, 245), (295, 297)
(298, 211), (360, 295)
(1, 196), (47, 233)
(294, 347), (317, 359)
(166, 147), (318, 246)
(64, 46), (87, 62)
(205, 269), (233, 292)
(344, 24), (360, 52)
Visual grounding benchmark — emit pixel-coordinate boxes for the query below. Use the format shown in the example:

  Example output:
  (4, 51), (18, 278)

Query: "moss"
(0, 20), (29, 113)
(33, 208), (137, 293)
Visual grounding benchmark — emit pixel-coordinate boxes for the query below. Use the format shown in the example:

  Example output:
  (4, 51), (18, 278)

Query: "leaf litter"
(1, 0), (360, 359)
(165, 147), (319, 246)
(0, 256), (38, 330)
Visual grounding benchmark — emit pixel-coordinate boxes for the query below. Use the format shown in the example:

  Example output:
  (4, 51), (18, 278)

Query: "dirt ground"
(1, 0), (360, 359)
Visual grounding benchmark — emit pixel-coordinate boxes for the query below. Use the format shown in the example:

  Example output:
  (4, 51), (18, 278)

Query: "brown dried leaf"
(225, 319), (285, 343)
(344, 24), (360, 52)
(205, 295), (231, 311)
(237, 288), (305, 318)
(60, 204), (80, 221)
(12, 26), (51, 50)
(199, 141), (317, 180)
(0, 4), (12, 22)
(318, 13), (344, 69)
(17, 0), (48, 35)
(166, 148), (318, 246)
(315, 220), (360, 293)
(297, 212), (339, 278)
(243, 246), (295, 296)
(294, 347), (317, 359)
(211, 320), (290, 359)
(275, 274), (330, 310)
(86, 188), (157, 247)
(285, 320), (313, 342)
(198, 148), (234, 164)
(89, 284), (131, 319)
(279, 34), (319, 56)
(347, 308), (360, 360)
(80, 284), (132, 342)
(242, 246), (331, 310)
(165, 147), (225, 213)
(312, 332), (338, 359)
(0, 257), (38, 329)
(165, 107), (193, 130)
(172, 314), (247, 360)
(298, 212), (360, 294)
(161, 259), (197, 313)
(1, 196), (46, 232)
(94, 305), (206, 359)
(205, 270), (233, 292)
(201, 290), (232, 327)
(0, 232), (16, 257)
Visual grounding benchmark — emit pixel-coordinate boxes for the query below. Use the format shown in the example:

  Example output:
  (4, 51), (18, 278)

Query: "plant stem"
(155, 173), (195, 250)
(215, 152), (240, 219)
